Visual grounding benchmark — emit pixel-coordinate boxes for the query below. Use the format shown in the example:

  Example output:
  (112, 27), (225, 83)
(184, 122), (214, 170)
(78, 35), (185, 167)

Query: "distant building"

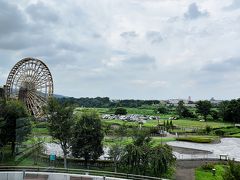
(210, 97), (222, 105)
(166, 97), (196, 107)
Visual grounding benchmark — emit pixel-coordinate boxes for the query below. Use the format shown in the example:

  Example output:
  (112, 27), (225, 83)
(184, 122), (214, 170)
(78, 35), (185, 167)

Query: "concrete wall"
(0, 172), (127, 180)
(0, 172), (23, 180)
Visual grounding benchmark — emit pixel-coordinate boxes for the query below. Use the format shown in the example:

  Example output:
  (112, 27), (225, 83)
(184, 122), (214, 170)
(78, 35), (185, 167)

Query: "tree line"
(58, 97), (160, 108)
(158, 99), (240, 123)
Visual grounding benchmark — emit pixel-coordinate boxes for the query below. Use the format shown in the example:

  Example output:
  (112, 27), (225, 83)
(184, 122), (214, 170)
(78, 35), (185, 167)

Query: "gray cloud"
(202, 57), (240, 72)
(26, 2), (59, 23)
(0, 33), (54, 50)
(0, 1), (27, 35)
(146, 31), (163, 44)
(224, 0), (240, 10)
(123, 54), (156, 69)
(184, 3), (209, 20)
(120, 31), (138, 39)
(56, 41), (87, 53)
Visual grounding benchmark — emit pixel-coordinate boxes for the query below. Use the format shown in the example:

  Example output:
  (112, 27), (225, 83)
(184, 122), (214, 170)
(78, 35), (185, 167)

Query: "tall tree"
(3, 100), (30, 155)
(196, 100), (212, 121)
(176, 100), (185, 118)
(218, 101), (229, 120)
(222, 99), (240, 123)
(46, 98), (75, 168)
(71, 110), (104, 166)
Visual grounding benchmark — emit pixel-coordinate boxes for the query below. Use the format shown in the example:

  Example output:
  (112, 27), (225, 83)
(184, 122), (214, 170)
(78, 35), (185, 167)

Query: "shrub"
(115, 107), (127, 115)
(206, 115), (214, 121)
(223, 160), (240, 180)
(201, 163), (214, 170)
(215, 129), (225, 136)
(205, 125), (212, 134)
(156, 106), (168, 114)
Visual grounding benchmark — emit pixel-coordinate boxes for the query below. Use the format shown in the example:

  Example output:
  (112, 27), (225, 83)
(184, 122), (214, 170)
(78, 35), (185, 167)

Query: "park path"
(175, 168), (194, 180)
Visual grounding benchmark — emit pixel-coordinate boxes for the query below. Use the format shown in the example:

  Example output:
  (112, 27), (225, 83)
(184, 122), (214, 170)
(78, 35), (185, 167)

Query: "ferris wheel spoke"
(27, 94), (40, 117)
(32, 71), (49, 86)
(28, 92), (45, 115)
(29, 64), (46, 84)
(29, 91), (47, 105)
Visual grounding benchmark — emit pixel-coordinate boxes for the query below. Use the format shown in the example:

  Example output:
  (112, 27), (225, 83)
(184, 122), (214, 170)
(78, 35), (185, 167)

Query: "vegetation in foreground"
(196, 161), (240, 180)
(196, 164), (225, 180)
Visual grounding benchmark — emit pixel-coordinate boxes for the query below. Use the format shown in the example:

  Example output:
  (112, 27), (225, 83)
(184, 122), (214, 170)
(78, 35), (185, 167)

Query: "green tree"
(218, 101), (229, 120)
(150, 145), (175, 177)
(110, 123), (128, 172)
(176, 101), (185, 118)
(210, 109), (219, 121)
(205, 125), (212, 134)
(176, 101), (195, 118)
(71, 110), (104, 166)
(119, 129), (175, 177)
(45, 98), (75, 168)
(109, 143), (124, 172)
(169, 120), (174, 131)
(115, 107), (127, 115)
(0, 97), (6, 148)
(221, 99), (240, 123)
(196, 100), (212, 121)
(156, 105), (168, 114)
(3, 100), (30, 156)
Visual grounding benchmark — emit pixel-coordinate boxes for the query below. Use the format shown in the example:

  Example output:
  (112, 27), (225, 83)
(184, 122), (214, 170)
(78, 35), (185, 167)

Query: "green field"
(102, 118), (232, 129)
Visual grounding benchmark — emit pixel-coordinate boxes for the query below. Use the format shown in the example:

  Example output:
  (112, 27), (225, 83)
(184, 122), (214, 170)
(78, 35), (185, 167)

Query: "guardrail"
(0, 166), (167, 180)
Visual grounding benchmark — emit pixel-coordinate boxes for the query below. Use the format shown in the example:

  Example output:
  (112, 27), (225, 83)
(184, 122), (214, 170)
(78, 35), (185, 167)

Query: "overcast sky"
(0, 0), (240, 100)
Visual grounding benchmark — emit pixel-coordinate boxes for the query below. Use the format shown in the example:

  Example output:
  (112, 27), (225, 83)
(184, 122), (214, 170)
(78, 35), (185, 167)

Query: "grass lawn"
(145, 119), (232, 129)
(151, 137), (176, 146)
(228, 133), (240, 138)
(176, 136), (218, 143)
(79, 107), (173, 117)
(195, 165), (226, 180)
(103, 137), (133, 146)
(32, 127), (49, 135)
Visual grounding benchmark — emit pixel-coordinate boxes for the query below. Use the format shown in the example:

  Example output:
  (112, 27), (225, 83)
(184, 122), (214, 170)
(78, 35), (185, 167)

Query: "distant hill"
(53, 94), (68, 99)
